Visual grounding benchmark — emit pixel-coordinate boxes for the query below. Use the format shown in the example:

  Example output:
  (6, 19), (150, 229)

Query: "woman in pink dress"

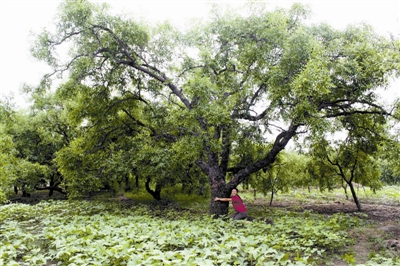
(214, 188), (248, 220)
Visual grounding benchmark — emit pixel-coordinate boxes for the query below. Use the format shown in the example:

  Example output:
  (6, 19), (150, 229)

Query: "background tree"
(250, 151), (309, 206)
(0, 102), (19, 202)
(29, 0), (400, 215)
(0, 100), (50, 201)
(307, 128), (384, 211)
(378, 129), (400, 185)
(10, 92), (72, 197)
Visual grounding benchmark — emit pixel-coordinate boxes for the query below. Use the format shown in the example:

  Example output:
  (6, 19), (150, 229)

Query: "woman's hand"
(214, 197), (219, 201)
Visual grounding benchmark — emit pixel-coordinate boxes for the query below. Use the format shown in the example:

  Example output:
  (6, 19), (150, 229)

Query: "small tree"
(250, 151), (309, 205)
(308, 133), (383, 211)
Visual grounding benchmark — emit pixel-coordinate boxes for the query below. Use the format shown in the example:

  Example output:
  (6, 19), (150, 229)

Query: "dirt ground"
(262, 200), (400, 265)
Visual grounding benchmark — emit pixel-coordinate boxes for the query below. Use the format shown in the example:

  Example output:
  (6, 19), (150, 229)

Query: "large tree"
(29, 0), (400, 215)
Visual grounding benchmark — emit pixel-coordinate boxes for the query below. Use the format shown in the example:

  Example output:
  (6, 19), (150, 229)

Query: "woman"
(214, 188), (248, 220)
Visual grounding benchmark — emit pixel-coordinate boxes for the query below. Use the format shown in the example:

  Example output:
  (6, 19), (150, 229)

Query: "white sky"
(1, 0), (399, 109)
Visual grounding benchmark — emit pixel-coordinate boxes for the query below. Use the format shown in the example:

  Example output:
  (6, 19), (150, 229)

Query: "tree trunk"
(135, 175), (139, 189)
(49, 178), (55, 197)
(34, 185), (66, 195)
(208, 164), (231, 217)
(348, 182), (362, 211)
(22, 184), (30, 197)
(269, 191), (274, 206)
(342, 184), (349, 200)
(145, 178), (162, 200)
(124, 175), (132, 192)
(210, 186), (230, 217)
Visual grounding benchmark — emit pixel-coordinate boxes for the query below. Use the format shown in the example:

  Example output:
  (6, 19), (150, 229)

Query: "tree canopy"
(22, 0), (400, 215)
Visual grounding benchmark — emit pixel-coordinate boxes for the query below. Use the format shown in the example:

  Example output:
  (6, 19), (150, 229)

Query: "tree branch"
(227, 123), (301, 188)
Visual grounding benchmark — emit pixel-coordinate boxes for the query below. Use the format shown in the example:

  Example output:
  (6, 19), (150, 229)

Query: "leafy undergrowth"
(2, 186), (400, 266)
(0, 200), (366, 266)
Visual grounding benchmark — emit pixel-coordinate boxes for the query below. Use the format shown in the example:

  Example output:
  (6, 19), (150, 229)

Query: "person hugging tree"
(214, 188), (248, 220)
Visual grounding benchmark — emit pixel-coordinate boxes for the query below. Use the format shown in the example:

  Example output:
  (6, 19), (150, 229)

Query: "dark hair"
(231, 187), (239, 193)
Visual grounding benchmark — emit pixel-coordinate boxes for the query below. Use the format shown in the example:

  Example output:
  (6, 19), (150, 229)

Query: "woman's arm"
(214, 197), (232, 202)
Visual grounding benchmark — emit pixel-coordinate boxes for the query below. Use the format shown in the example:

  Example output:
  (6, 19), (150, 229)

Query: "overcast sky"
(1, 0), (399, 109)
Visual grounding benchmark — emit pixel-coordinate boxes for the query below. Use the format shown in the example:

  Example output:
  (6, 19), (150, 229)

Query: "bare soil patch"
(252, 200), (400, 264)
(295, 201), (400, 222)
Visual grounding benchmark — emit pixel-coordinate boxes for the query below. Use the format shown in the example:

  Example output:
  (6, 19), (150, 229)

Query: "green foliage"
(0, 200), (361, 266)
(378, 136), (400, 185)
(20, 0), (400, 215)
(248, 151), (310, 205)
(0, 93), (72, 200)
(0, 125), (49, 201)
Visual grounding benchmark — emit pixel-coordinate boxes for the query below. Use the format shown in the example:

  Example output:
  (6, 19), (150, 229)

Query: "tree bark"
(145, 178), (162, 200)
(228, 124), (300, 188)
(208, 160), (231, 217)
(347, 181), (362, 211)
(210, 184), (230, 217)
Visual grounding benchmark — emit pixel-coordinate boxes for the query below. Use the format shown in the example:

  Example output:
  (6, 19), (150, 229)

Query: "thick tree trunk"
(210, 185), (230, 217)
(208, 164), (231, 217)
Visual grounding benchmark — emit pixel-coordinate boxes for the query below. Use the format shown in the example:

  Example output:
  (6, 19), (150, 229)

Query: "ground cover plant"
(0, 200), (351, 265)
(2, 187), (400, 266)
